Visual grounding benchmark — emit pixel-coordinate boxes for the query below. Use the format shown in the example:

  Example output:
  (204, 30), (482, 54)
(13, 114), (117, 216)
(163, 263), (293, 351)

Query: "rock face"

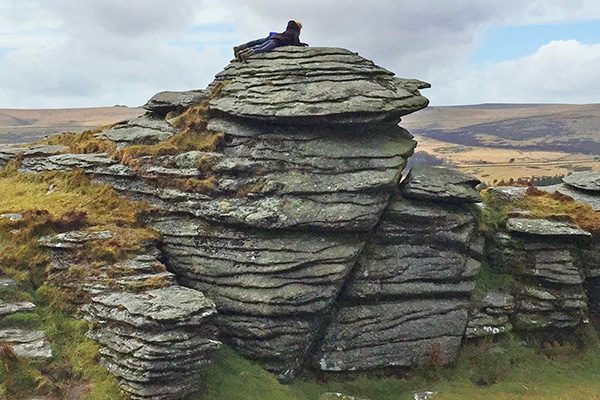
(563, 171), (600, 192)
(466, 292), (515, 339)
(40, 230), (221, 399)
(142, 48), (429, 379)
(5, 47), (530, 383)
(210, 47), (429, 124)
(143, 90), (208, 117)
(487, 218), (590, 331)
(400, 165), (481, 204)
(316, 170), (482, 372)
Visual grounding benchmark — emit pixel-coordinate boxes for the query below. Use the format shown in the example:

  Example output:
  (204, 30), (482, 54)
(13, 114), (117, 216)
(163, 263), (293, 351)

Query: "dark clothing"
(251, 39), (280, 54)
(270, 20), (304, 46)
(235, 20), (308, 58)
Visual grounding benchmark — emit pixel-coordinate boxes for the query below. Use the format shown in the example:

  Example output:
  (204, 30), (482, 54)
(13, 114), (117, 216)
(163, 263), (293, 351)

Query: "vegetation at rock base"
(191, 328), (600, 400)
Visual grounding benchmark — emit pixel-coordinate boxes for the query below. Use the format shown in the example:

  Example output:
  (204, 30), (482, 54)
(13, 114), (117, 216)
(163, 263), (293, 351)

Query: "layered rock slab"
(153, 216), (363, 379)
(210, 47), (430, 124)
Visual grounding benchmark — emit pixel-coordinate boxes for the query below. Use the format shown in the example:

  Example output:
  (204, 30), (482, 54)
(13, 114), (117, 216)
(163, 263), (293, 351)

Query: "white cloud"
(1, 0), (600, 107)
(433, 40), (600, 104)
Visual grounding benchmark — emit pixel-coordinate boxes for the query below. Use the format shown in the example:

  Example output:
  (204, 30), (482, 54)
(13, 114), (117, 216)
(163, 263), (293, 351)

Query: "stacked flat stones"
(0, 278), (52, 360)
(559, 172), (600, 318)
(465, 291), (515, 338)
(317, 166), (482, 371)
(39, 230), (220, 400)
(487, 218), (590, 330)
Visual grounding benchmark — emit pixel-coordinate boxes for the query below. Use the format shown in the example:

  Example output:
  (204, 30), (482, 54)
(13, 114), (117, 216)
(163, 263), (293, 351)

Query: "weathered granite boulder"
(95, 115), (176, 147)
(83, 287), (220, 400)
(317, 299), (468, 371)
(487, 218), (590, 331)
(210, 47), (429, 124)
(401, 166), (481, 204)
(466, 291), (515, 338)
(143, 90), (207, 117)
(2, 47), (441, 381)
(563, 171), (600, 192)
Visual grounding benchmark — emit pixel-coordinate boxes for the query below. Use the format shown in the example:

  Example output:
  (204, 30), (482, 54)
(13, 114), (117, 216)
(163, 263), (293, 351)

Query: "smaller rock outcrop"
(39, 230), (221, 400)
(401, 166), (482, 204)
(143, 90), (207, 117)
(0, 280), (52, 360)
(466, 292), (515, 339)
(487, 218), (590, 331)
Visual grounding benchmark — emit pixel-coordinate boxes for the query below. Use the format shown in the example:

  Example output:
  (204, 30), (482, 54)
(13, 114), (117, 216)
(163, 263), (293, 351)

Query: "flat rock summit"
(1, 47), (599, 400)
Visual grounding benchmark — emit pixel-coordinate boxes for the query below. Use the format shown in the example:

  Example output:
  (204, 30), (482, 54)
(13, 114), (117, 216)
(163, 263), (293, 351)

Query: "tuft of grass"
(516, 188), (600, 232)
(176, 177), (217, 194)
(473, 261), (517, 294)
(44, 128), (118, 155)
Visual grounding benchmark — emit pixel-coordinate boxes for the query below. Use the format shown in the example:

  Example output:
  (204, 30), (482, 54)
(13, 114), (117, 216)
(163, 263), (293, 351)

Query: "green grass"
(190, 329), (600, 400)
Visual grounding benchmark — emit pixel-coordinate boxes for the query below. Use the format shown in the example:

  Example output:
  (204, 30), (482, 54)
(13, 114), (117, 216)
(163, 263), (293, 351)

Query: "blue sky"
(471, 20), (600, 63)
(1, 0), (600, 108)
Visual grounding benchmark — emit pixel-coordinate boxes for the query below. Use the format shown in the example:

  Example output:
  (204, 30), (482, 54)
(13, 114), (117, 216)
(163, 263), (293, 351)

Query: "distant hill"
(402, 103), (600, 155)
(0, 107), (144, 144)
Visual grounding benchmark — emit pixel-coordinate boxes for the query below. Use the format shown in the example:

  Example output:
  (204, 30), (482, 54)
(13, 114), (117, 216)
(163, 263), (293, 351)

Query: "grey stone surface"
(563, 171), (600, 192)
(43, 233), (221, 400)
(0, 301), (36, 317)
(486, 226), (589, 331)
(39, 230), (113, 249)
(210, 47), (429, 124)
(154, 215), (362, 379)
(401, 166), (481, 203)
(466, 292), (515, 338)
(143, 89), (207, 115)
(484, 186), (527, 203)
(96, 115), (176, 146)
(0, 329), (52, 359)
(0, 213), (23, 221)
(316, 299), (468, 371)
(506, 218), (591, 238)
(344, 198), (479, 299)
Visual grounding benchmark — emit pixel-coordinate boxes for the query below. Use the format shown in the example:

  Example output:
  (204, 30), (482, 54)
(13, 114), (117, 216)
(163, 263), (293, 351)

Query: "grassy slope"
(193, 337), (600, 400)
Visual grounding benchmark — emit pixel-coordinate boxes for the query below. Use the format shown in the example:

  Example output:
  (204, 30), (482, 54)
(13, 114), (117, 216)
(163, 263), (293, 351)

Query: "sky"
(1, 0), (599, 108)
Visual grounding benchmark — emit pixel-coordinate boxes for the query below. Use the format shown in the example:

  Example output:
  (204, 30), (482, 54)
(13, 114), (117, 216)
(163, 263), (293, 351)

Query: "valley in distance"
(2, 102), (600, 185)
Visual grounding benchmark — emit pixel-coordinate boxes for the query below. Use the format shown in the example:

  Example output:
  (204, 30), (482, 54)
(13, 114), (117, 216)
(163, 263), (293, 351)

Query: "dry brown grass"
(516, 189), (600, 232)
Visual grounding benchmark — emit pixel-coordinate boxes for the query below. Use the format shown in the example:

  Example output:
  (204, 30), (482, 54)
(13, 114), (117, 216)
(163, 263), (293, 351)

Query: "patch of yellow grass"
(516, 188), (600, 232)
(0, 166), (143, 226)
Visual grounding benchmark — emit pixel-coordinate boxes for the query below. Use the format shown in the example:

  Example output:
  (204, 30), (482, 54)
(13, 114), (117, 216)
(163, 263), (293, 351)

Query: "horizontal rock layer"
(210, 47), (429, 124)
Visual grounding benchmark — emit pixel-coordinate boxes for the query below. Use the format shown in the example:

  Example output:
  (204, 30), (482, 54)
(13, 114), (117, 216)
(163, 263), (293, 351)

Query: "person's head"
(286, 20), (302, 31)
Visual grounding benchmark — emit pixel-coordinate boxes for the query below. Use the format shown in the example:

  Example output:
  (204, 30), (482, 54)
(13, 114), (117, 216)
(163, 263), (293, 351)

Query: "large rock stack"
(487, 218), (590, 331)
(316, 166), (482, 371)
(39, 230), (221, 399)
(149, 47), (430, 379)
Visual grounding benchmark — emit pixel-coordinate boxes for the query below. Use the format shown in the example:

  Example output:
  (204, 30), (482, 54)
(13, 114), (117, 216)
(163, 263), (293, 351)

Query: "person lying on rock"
(234, 20), (308, 62)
